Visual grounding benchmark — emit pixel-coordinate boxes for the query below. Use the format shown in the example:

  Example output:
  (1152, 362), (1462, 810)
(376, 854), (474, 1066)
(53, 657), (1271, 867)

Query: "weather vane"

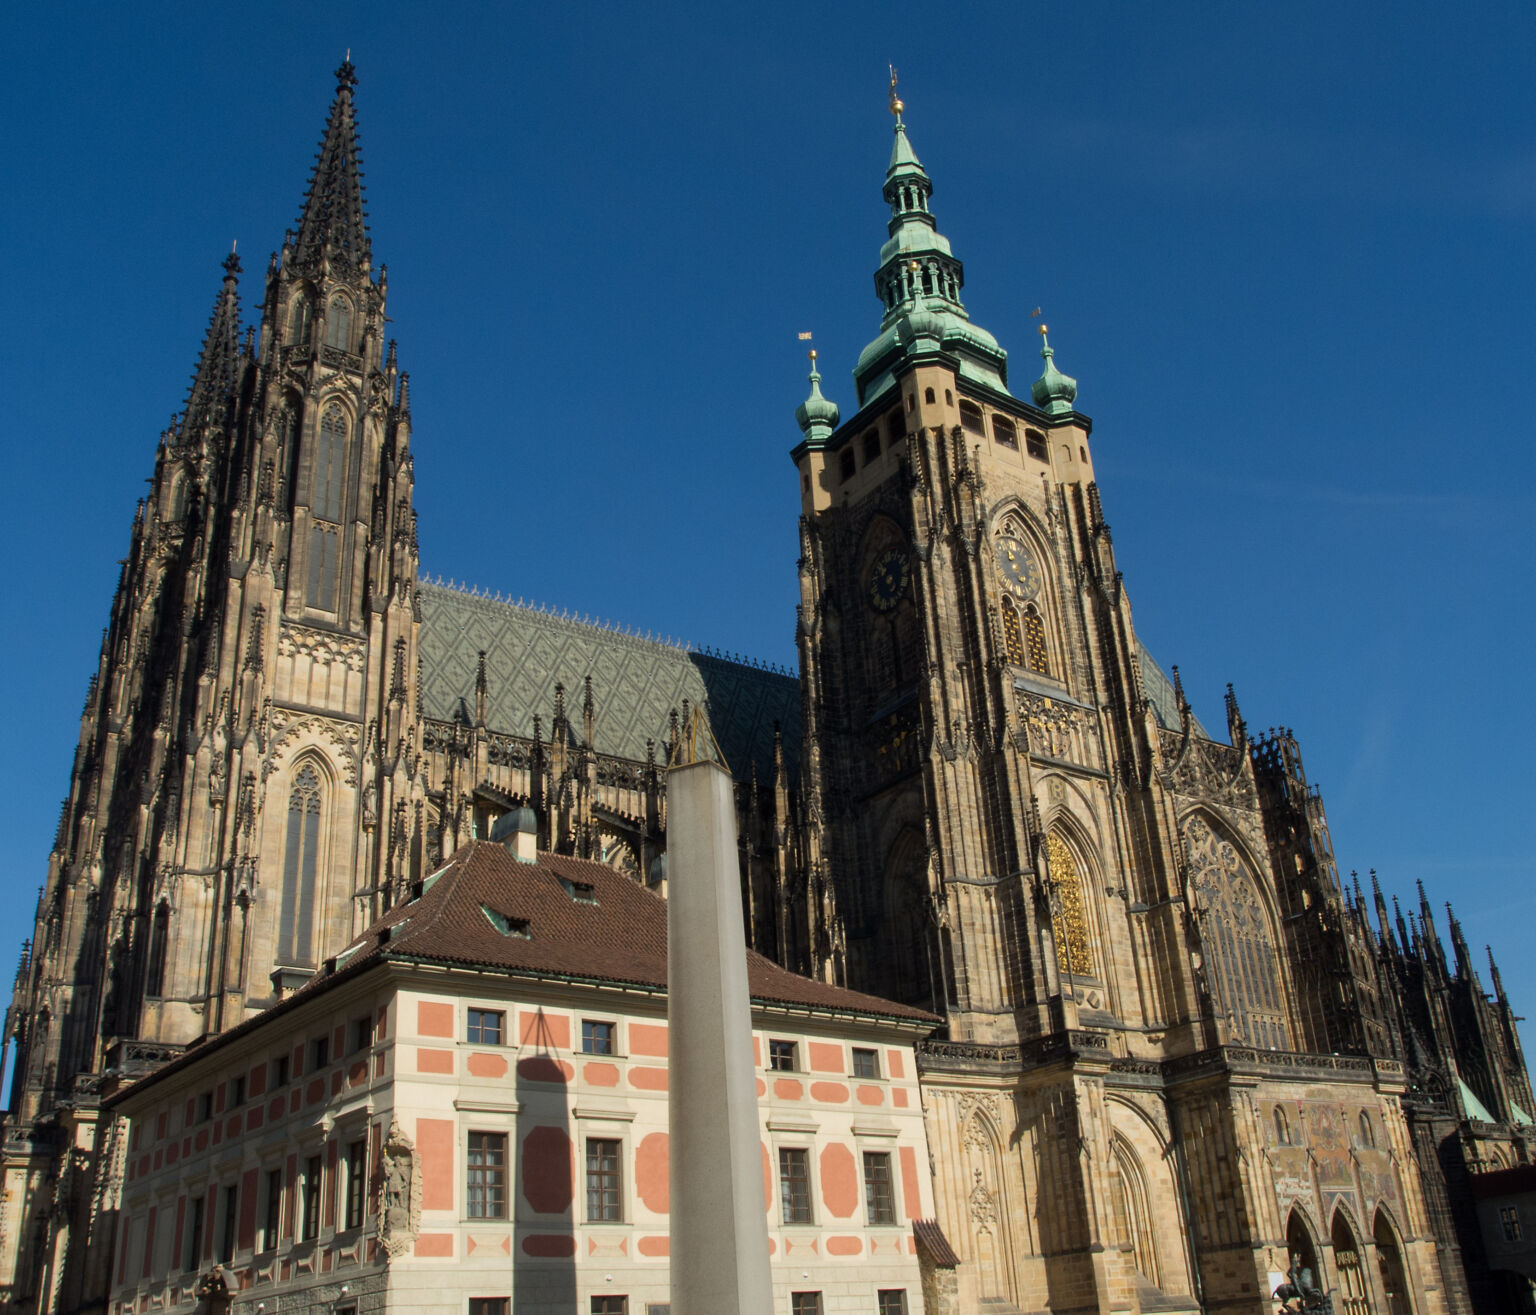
(798, 330), (815, 363)
(889, 65), (903, 117)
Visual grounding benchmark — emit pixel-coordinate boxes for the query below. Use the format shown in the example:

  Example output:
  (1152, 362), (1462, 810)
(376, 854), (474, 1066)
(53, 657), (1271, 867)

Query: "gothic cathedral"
(1, 64), (1529, 1315)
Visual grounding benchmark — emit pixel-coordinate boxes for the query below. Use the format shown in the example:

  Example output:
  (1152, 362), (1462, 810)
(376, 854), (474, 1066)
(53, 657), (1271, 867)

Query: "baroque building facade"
(0, 64), (1530, 1315)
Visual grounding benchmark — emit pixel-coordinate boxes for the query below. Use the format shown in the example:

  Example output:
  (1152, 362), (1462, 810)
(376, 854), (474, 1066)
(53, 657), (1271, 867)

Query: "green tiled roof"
(417, 581), (801, 780)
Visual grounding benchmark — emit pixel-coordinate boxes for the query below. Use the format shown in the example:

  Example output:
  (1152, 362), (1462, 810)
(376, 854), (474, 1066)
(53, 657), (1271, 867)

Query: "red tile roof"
(342, 840), (939, 1024)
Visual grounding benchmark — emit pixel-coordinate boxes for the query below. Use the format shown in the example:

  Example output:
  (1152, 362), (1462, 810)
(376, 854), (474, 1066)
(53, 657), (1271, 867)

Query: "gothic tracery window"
(307, 404), (348, 611)
(145, 901), (170, 998)
(1182, 814), (1289, 1050)
(289, 296), (312, 346)
(279, 763), (324, 967)
(1045, 831), (1094, 976)
(325, 296), (352, 350)
(1022, 607), (1048, 674)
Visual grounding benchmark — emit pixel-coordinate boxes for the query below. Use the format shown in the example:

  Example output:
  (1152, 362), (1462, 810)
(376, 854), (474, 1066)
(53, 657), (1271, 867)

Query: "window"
(959, 400), (984, 435)
(467, 1009), (504, 1045)
(346, 1140), (367, 1230)
(852, 1048), (880, 1080)
(289, 297), (312, 346)
(863, 1151), (895, 1225)
(469, 1302), (509, 1315)
(1501, 1206), (1523, 1242)
(1022, 606), (1049, 674)
(309, 1037), (330, 1071)
(219, 1184), (238, 1264)
(877, 1294), (908, 1315)
(839, 449), (856, 482)
(301, 1156), (322, 1241)
(261, 1168), (282, 1252)
(185, 1195), (204, 1271)
(1001, 599), (1026, 667)
(560, 877), (598, 905)
(145, 902), (170, 997)
(923, 387), (935, 404)
(582, 1020), (616, 1055)
(467, 1132), (508, 1219)
(768, 1039), (797, 1071)
(791, 1295), (823, 1315)
(307, 524), (341, 610)
(271, 1055), (290, 1088)
(196, 1092), (213, 1123)
(351, 1016), (373, 1053)
(1274, 1106), (1291, 1146)
(229, 1075), (245, 1107)
(992, 416), (1018, 448)
(862, 429), (881, 463)
(313, 405), (349, 522)
(1357, 1111), (1376, 1148)
(586, 1137), (622, 1222)
(1025, 428), (1048, 461)
(325, 297), (352, 350)
(591, 1300), (628, 1315)
(779, 1148), (812, 1224)
(481, 906), (531, 938)
(279, 763), (323, 966)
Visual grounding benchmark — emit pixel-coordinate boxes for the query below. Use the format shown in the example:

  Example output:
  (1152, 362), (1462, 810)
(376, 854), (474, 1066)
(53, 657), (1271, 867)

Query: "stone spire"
(852, 73), (1008, 406)
(292, 60), (371, 272)
(179, 251), (243, 439)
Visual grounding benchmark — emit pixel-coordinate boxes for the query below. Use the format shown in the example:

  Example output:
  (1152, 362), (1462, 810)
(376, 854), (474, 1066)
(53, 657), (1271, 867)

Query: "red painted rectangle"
(142, 1206), (158, 1281)
(247, 1105), (263, 1132)
(418, 1001), (454, 1038)
(416, 1118), (455, 1211)
(323, 1141), (338, 1231)
(899, 1145), (922, 1222)
(238, 1168), (258, 1253)
(248, 1062), (267, 1099)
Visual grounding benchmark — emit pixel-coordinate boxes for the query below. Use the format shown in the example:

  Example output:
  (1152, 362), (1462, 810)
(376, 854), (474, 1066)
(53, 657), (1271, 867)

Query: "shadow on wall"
(514, 1008), (577, 1312)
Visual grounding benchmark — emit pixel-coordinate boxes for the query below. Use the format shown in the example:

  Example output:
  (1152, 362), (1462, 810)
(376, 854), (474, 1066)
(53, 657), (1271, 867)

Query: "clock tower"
(790, 85), (1448, 1314)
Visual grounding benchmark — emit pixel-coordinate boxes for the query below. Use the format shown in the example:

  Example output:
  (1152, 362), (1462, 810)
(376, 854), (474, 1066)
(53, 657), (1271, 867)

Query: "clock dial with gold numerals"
(869, 548), (910, 612)
(994, 534), (1042, 600)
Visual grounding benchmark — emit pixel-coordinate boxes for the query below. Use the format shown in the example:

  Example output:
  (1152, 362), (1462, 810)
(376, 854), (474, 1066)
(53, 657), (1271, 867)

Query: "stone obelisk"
(667, 755), (773, 1315)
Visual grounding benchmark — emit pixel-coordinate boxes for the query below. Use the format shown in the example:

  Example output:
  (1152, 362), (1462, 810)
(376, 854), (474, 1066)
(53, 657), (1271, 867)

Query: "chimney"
(489, 806), (538, 864)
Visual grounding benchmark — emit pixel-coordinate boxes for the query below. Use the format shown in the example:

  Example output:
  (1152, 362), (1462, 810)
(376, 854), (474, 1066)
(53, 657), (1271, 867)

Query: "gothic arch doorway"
(1331, 1210), (1369, 1315)
(1285, 1210), (1323, 1303)
(1373, 1209), (1413, 1315)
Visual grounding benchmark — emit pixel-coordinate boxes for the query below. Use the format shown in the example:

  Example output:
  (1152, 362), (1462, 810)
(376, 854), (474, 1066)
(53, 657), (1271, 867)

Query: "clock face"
(994, 534), (1042, 600)
(869, 548), (909, 612)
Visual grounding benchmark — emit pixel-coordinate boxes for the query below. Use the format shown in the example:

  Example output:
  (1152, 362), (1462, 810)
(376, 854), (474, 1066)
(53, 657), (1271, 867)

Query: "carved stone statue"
(378, 1120), (420, 1259)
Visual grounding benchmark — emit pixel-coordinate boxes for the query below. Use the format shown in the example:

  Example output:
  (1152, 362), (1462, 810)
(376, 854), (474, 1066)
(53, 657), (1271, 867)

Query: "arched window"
(325, 297), (352, 350)
(959, 400), (985, 435)
(1358, 1111), (1376, 1149)
(1000, 599), (1026, 666)
(288, 296), (312, 346)
(992, 416), (1018, 449)
(307, 405), (348, 611)
(1182, 815), (1289, 1050)
(1274, 1105), (1292, 1145)
(1045, 831), (1094, 977)
(1025, 428), (1048, 461)
(145, 902), (170, 997)
(1022, 606), (1049, 674)
(880, 830), (934, 1009)
(278, 763), (324, 967)
(1332, 1212), (1369, 1315)
(1286, 1212), (1321, 1301)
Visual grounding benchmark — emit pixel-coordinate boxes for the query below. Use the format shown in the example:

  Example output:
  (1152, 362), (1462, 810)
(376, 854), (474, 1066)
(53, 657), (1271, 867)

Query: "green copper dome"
(851, 104), (1010, 407)
(795, 362), (840, 445)
(1031, 330), (1077, 415)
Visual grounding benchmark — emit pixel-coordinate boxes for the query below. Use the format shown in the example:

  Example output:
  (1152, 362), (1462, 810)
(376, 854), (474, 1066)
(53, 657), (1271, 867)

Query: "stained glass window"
(1182, 815), (1288, 1049)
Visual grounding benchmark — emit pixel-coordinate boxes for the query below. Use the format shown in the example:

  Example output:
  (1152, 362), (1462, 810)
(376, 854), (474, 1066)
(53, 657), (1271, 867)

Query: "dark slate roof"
(347, 841), (938, 1023)
(417, 581), (801, 780)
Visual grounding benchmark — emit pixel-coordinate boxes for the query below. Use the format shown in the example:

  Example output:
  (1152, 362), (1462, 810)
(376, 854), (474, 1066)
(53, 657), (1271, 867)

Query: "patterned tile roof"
(418, 581), (802, 780)
(354, 841), (940, 1022)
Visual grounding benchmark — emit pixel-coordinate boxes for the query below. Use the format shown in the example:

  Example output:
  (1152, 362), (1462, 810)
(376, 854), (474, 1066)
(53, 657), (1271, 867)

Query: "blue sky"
(3, 4), (1534, 1020)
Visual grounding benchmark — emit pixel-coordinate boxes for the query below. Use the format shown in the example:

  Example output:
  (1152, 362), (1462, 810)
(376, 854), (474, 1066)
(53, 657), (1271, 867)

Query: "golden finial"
(809, 348), (818, 362)
(888, 65), (904, 117)
(1039, 324), (1049, 336)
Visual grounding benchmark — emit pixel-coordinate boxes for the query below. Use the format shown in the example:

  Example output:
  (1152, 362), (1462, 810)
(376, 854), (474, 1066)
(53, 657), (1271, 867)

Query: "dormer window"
(560, 878), (598, 906)
(482, 906), (531, 939)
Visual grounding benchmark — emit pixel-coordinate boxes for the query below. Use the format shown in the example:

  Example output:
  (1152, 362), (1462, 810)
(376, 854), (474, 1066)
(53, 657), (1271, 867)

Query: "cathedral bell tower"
(0, 63), (428, 1315)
